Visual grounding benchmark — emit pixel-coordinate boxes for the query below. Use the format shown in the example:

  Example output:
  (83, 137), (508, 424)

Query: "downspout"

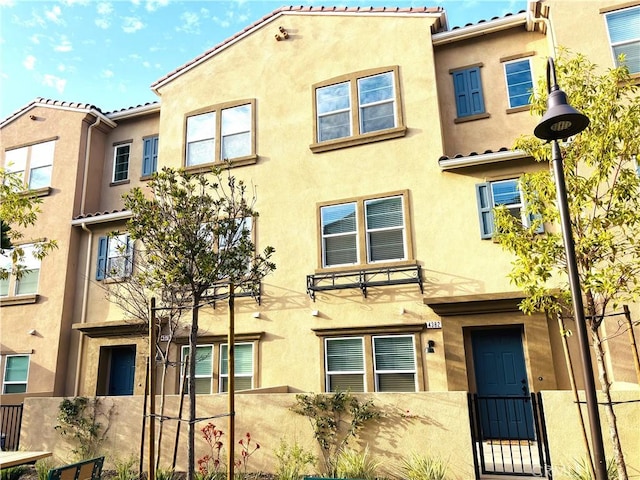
(81, 116), (101, 215)
(527, 2), (557, 59)
(74, 222), (93, 396)
(74, 115), (99, 395)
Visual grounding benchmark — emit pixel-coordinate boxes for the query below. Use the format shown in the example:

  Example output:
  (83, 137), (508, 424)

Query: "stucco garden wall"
(21, 392), (475, 479)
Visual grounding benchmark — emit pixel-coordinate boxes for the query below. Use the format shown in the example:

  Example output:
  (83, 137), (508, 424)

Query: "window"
(3, 354), (30, 393)
(96, 234), (133, 280)
(142, 136), (159, 176)
(186, 100), (255, 167)
(112, 144), (130, 182)
(220, 343), (253, 392)
(312, 66), (405, 152)
(605, 6), (640, 74)
(324, 334), (417, 393)
(451, 66), (486, 118)
(476, 179), (543, 239)
(504, 58), (533, 108)
(0, 244), (41, 297)
(181, 345), (214, 394)
(4, 140), (55, 190)
(320, 193), (409, 268)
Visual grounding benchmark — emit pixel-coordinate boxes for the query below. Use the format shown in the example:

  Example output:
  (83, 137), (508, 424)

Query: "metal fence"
(0, 403), (23, 451)
(468, 393), (552, 478)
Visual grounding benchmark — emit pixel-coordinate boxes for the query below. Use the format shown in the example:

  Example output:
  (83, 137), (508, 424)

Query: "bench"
(47, 456), (104, 480)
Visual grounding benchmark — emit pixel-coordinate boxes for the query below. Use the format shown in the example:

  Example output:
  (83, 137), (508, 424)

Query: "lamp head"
(534, 87), (590, 141)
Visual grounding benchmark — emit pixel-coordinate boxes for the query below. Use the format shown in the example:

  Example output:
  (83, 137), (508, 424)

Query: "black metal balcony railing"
(306, 264), (423, 301)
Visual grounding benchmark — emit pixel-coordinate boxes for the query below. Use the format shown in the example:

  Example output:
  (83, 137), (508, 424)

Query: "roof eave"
(1, 101), (116, 129)
(438, 149), (529, 170)
(432, 12), (528, 46)
(71, 210), (133, 226)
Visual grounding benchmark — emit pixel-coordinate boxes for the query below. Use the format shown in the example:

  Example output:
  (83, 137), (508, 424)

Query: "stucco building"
(1, 0), (639, 476)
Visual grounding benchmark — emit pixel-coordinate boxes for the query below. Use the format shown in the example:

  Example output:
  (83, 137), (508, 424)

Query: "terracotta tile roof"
(105, 101), (160, 116)
(150, 5), (444, 91)
(73, 208), (130, 221)
(449, 9), (527, 30)
(1, 96), (108, 128)
(438, 147), (512, 162)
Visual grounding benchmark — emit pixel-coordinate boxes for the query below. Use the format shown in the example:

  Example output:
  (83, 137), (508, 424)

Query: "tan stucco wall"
(541, 390), (640, 479)
(21, 392), (476, 479)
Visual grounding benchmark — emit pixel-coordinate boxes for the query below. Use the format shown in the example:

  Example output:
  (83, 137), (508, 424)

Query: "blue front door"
(108, 346), (136, 396)
(471, 328), (535, 440)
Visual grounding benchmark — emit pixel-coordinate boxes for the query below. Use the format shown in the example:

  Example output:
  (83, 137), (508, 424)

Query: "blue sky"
(0, 0), (525, 120)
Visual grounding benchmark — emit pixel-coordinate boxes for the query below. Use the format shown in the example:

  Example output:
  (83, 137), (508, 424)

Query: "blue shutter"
(453, 68), (485, 117)
(142, 137), (158, 176)
(476, 182), (494, 239)
(96, 236), (108, 280)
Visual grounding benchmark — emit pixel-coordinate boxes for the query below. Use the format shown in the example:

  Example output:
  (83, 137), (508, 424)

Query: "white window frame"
(181, 344), (214, 394)
(316, 81), (353, 142)
(325, 337), (365, 393)
(112, 143), (131, 182)
(219, 342), (254, 393)
(357, 71), (397, 135)
(503, 58), (533, 109)
(364, 195), (407, 264)
(0, 244), (41, 297)
(604, 6), (640, 74)
(186, 101), (255, 167)
(372, 335), (417, 392)
(321, 202), (358, 268)
(96, 234), (133, 281)
(4, 140), (55, 190)
(2, 354), (30, 394)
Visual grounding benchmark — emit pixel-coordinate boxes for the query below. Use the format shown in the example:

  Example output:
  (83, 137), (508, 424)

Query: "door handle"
(521, 379), (528, 395)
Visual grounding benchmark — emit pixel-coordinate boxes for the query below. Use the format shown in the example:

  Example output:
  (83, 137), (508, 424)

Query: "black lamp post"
(534, 57), (607, 480)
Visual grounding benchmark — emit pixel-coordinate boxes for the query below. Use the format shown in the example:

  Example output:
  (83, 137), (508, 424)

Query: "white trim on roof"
(71, 210), (132, 226)
(432, 12), (528, 46)
(1, 102), (116, 129)
(438, 149), (529, 170)
(107, 103), (161, 120)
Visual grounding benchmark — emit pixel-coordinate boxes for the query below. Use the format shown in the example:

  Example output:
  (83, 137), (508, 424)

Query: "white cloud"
(95, 17), (110, 29)
(45, 5), (63, 24)
(142, 61), (150, 68)
(60, 0), (90, 5)
(211, 15), (230, 28)
(57, 64), (66, 72)
(30, 34), (41, 44)
(97, 2), (112, 15)
(145, 0), (168, 12)
(177, 11), (200, 34)
(122, 16), (144, 33)
(42, 74), (67, 94)
(54, 36), (73, 52)
(0, 0), (15, 6)
(102, 69), (114, 78)
(23, 55), (36, 70)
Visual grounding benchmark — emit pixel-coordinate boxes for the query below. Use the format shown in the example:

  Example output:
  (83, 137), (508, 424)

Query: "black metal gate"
(0, 403), (23, 451)
(468, 393), (552, 478)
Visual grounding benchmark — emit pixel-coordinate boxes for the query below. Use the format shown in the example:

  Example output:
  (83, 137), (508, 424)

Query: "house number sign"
(426, 321), (442, 329)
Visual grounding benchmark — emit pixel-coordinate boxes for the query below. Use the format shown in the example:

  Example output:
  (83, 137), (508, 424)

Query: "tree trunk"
(187, 293), (200, 480)
(590, 322), (628, 480)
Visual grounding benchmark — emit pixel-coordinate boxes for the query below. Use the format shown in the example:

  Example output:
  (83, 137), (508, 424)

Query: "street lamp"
(534, 57), (607, 480)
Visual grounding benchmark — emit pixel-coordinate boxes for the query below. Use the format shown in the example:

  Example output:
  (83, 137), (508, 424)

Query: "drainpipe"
(74, 222), (93, 396)
(526, 2), (558, 59)
(81, 116), (101, 215)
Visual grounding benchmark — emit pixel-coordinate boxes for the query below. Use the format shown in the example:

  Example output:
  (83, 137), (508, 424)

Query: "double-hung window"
(181, 345), (214, 394)
(2, 354), (30, 393)
(4, 139), (55, 190)
(142, 136), (159, 177)
(1, 244), (41, 297)
(113, 144), (130, 183)
(96, 234), (133, 280)
(604, 6), (640, 74)
(320, 193), (409, 268)
(476, 179), (543, 239)
(503, 58), (533, 108)
(220, 343), (253, 392)
(451, 65), (486, 119)
(324, 334), (417, 393)
(185, 100), (255, 167)
(312, 66), (405, 152)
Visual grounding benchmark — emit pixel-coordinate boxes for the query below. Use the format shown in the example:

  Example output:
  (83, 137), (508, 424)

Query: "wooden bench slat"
(47, 456), (104, 480)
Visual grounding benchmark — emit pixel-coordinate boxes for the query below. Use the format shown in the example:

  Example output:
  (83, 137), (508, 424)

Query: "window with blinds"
(220, 343), (253, 392)
(325, 337), (365, 392)
(181, 345), (213, 394)
(605, 6), (640, 74)
(373, 335), (417, 392)
(319, 192), (409, 268)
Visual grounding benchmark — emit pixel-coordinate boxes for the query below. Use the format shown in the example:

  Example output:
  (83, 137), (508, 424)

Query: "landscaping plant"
(335, 446), (380, 480)
(35, 459), (54, 480)
(0, 466), (27, 480)
(274, 439), (316, 480)
(54, 396), (110, 460)
(398, 453), (448, 480)
(564, 457), (618, 480)
(292, 391), (381, 477)
(113, 456), (139, 480)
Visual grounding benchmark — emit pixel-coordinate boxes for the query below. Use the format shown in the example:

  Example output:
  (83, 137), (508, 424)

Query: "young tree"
(0, 168), (57, 277)
(123, 166), (275, 480)
(494, 50), (640, 480)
